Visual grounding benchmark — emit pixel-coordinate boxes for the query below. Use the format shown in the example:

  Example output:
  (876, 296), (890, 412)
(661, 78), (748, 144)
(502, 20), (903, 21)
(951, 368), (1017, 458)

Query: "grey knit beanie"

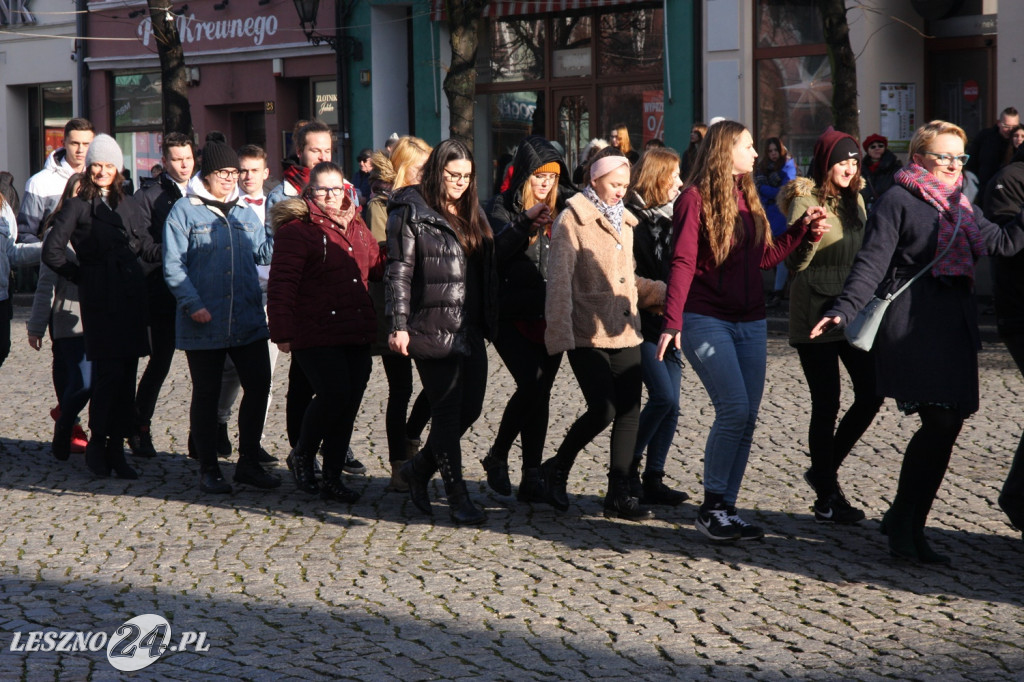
(84, 134), (124, 172)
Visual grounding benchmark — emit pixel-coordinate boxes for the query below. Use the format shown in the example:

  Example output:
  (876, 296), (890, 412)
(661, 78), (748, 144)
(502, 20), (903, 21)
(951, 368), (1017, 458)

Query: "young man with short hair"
(18, 118), (95, 243)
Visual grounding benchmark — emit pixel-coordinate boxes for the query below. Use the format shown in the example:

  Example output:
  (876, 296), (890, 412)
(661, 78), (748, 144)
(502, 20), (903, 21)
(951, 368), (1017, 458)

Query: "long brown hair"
(817, 162), (863, 231)
(419, 139), (492, 254)
(686, 120), (771, 266)
(756, 136), (789, 176)
(78, 166), (125, 207)
(40, 173), (84, 239)
(631, 147), (681, 207)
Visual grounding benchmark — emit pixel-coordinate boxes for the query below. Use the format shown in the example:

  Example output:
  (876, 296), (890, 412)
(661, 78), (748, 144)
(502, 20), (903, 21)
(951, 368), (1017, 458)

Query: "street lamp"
(292, 0), (362, 175)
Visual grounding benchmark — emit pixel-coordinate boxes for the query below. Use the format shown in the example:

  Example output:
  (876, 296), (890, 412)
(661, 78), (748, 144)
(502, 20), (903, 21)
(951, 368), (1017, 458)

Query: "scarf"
(582, 185), (624, 233)
(307, 195), (355, 231)
(283, 164), (310, 193)
(893, 163), (986, 280)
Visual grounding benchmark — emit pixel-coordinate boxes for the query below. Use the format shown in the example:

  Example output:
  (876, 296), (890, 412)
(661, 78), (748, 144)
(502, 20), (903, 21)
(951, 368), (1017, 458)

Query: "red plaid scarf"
(894, 163), (986, 281)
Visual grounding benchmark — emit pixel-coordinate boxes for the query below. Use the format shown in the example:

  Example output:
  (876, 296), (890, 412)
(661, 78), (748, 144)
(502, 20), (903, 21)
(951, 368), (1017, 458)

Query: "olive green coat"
(779, 176), (867, 345)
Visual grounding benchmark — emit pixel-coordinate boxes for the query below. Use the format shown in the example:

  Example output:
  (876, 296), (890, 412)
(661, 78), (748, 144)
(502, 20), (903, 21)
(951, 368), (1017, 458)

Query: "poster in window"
(880, 83), (916, 153)
(642, 90), (664, 145)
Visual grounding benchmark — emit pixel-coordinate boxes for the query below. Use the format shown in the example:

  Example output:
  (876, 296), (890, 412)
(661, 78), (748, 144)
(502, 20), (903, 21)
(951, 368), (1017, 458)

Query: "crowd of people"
(2, 114), (1023, 566)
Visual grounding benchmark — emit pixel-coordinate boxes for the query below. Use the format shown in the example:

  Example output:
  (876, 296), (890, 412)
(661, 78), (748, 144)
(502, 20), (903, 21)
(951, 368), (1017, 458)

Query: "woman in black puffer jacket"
(481, 136), (571, 502)
(385, 139), (499, 525)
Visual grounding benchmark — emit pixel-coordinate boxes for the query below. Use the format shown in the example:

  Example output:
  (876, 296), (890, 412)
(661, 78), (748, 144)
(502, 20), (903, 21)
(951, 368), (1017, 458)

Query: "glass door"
(553, 89), (593, 174)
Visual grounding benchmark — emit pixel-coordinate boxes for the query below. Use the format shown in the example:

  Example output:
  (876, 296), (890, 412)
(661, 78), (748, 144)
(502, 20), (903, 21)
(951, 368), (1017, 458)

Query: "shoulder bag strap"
(885, 206), (963, 302)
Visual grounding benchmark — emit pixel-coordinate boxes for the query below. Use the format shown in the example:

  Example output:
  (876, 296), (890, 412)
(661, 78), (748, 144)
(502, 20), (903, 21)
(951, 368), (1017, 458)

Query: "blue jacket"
(163, 177), (272, 350)
(1, 200), (42, 301)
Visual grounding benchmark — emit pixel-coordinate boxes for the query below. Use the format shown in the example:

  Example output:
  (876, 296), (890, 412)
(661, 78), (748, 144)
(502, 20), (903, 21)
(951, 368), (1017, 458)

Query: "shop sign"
(314, 81), (337, 126)
(642, 90), (664, 144)
(138, 12), (279, 48)
(496, 92), (537, 125)
(0, 0), (34, 26)
(963, 80), (979, 102)
(553, 48), (591, 78)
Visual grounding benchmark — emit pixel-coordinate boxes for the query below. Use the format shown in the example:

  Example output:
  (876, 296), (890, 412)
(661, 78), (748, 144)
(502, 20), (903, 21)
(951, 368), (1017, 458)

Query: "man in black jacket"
(966, 106), (1019, 204)
(128, 133), (196, 457)
(983, 143), (1024, 536)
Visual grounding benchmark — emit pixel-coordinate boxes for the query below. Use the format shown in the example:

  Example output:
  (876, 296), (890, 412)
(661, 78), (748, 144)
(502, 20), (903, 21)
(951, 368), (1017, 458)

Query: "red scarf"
(284, 164), (310, 193)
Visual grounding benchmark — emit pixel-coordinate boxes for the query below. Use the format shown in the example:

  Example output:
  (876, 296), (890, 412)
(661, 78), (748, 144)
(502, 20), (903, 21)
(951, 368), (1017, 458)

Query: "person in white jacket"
(17, 118), (94, 243)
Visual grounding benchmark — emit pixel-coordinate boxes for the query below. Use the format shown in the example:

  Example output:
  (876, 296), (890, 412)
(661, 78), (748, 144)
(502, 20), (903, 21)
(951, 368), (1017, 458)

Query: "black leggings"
(292, 345), (372, 474)
(134, 305), (176, 428)
(381, 354), (431, 463)
(89, 357), (139, 441)
(896, 404), (963, 523)
(414, 333), (488, 487)
(999, 330), (1024, 506)
(553, 346), (642, 477)
(796, 341), (884, 495)
(492, 318), (563, 469)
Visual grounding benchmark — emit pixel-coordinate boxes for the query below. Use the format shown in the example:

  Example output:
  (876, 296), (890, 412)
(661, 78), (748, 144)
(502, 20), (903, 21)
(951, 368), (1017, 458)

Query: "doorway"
(926, 37), (996, 140)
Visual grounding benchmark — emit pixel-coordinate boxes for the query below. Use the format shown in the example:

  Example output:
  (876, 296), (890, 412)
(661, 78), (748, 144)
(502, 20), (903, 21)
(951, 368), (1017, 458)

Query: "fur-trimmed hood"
(268, 197), (309, 235)
(777, 175), (865, 219)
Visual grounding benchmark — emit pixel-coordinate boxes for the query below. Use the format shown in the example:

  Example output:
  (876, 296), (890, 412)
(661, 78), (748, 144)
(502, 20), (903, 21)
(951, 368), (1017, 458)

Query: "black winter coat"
(42, 195), (161, 360)
(827, 185), (1024, 417)
(134, 173), (185, 315)
(487, 136), (576, 322)
(860, 150), (902, 211)
(384, 185), (498, 359)
(983, 145), (1024, 335)
(626, 191), (673, 343)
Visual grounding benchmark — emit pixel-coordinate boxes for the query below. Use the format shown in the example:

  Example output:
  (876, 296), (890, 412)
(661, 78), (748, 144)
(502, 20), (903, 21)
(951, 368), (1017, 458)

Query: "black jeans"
(292, 345), (372, 474)
(998, 330), (1024, 509)
(554, 346), (642, 477)
(414, 333), (488, 487)
(285, 359), (314, 448)
(134, 305), (177, 429)
(89, 357), (139, 441)
(492, 318), (563, 469)
(0, 297), (11, 369)
(186, 339), (270, 472)
(381, 354), (432, 463)
(796, 341), (884, 497)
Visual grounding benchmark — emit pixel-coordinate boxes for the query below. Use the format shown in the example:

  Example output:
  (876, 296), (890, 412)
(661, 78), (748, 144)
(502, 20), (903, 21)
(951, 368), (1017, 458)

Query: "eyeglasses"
(923, 151), (970, 166)
(311, 186), (345, 197)
(531, 172), (558, 184)
(211, 169), (240, 180)
(443, 170), (473, 184)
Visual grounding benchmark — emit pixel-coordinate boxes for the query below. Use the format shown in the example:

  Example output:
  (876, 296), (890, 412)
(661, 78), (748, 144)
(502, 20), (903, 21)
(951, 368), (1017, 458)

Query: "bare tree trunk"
(821, 0), (859, 140)
(146, 0), (193, 137)
(444, 0), (487, 151)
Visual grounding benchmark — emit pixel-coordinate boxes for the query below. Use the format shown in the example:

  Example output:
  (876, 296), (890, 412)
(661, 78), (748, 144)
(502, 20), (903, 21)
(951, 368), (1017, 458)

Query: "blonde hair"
(631, 147), (681, 207)
(372, 136), (432, 190)
(908, 120), (968, 159)
(687, 120), (771, 266)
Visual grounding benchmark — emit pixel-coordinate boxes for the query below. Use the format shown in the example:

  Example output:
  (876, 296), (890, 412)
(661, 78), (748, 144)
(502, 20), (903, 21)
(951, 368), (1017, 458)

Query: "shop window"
(597, 8), (662, 77)
(113, 72), (162, 129)
(753, 1), (828, 168)
(482, 18), (545, 83)
(553, 16), (591, 78)
(599, 83), (662, 151)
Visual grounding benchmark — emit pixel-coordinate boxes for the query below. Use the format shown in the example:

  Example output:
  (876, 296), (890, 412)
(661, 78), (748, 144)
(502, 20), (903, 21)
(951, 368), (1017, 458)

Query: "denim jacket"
(163, 177), (272, 350)
(1, 201), (42, 302)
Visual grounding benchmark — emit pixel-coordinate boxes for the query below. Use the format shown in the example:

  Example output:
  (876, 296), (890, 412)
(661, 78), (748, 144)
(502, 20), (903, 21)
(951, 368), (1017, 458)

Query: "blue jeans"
(679, 314), (767, 506)
(52, 337), (92, 429)
(633, 340), (682, 473)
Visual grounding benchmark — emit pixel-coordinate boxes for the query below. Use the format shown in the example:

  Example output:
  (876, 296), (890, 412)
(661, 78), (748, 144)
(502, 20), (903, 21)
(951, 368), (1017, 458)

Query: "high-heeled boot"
(106, 437), (138, 480)
(401, 448), (437, 515)
(85, 437), (109, 477)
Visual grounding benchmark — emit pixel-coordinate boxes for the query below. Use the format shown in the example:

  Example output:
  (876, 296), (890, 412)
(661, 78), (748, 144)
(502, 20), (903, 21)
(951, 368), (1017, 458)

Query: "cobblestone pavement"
(0, 305), (1021, 681)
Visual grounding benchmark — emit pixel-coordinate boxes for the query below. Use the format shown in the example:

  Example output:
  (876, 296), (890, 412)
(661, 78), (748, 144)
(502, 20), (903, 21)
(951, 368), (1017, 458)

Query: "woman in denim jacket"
(163, 143), (278, 495)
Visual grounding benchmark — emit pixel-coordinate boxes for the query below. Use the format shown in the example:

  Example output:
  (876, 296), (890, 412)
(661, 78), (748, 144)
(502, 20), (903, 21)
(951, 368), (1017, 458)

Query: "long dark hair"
(757, 137), (789, 175)
(419, 139), (492, 254)
(40, 173), (84, 239)
(78, 166), (125, 207)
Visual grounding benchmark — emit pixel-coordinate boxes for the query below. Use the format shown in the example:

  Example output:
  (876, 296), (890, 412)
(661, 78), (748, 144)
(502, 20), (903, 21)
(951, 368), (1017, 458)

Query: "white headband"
(590, 155), (630, 181)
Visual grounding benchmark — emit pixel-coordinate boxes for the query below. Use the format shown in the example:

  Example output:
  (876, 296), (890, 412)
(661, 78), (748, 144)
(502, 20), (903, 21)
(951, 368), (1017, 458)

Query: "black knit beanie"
(201, 142), (239, 178)
(827, 136), (861, 170)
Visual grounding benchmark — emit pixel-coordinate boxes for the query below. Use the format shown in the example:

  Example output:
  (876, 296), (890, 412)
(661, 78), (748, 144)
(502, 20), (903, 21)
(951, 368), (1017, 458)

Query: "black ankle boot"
(641, 470), (689, 506)
(481, 448), (512, 496)
(912, 496), (950, 565)
(627, 457), (643, 498)
(85, 438), (110, 477)
(540, 458), (571, 512)
(883, 498), (918, 561)
(106, 438), (138, 479)
(320, 467), (360, 503)
(603, 471), (654, 521)
(445, 480), (485, 525)
(516, 467), (546, 503)
(401, 450), (436, 515)
(289, 448), (319, 494)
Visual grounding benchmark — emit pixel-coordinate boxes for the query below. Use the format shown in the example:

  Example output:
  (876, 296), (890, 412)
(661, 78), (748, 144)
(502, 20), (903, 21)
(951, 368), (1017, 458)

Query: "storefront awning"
(430, 0), (640, 22)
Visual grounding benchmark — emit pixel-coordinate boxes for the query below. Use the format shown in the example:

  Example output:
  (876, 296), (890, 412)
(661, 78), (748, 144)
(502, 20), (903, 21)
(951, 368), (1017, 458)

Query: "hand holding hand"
(801, 206), (831, 242)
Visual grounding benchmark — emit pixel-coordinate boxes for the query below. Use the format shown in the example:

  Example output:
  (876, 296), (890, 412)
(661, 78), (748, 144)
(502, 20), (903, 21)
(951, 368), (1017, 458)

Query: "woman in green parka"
(780, 128), (884, 527)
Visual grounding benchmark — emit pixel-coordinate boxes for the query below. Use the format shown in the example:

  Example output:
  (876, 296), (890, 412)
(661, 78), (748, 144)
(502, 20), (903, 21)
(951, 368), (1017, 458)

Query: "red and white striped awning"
(430, 0), (640, 22)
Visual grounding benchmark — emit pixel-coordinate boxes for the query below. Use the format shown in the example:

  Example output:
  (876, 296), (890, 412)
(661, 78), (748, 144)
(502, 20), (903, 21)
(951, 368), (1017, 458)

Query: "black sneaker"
(343, 447), (367, 475)
(216, 422), (232, 457)
(200, 469), (232, 494)
(814, 489), (866, 525)
(695, 507), (741, 542)
(725, 507), (765, 540)
(234, 460), (282, 489)
(641, 472), (690, 506)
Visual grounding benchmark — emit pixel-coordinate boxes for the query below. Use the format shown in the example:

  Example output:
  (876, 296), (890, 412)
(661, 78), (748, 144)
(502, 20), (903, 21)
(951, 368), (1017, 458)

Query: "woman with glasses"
(860, 134), (902, 212)
(164, 143), (279, 495)
(268, 162), (385, 504)
(811, 121), (1024, 564)
(483, 135), (572, 502)
(386, 139), (497, 524)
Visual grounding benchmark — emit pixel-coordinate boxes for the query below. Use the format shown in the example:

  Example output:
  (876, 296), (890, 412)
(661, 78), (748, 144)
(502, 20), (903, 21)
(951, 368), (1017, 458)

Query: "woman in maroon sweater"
(268, 162), (386, 503)
(656, 120), (828, 542)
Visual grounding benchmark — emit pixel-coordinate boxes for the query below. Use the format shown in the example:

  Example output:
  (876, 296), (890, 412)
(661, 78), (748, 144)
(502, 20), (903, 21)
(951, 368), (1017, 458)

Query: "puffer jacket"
(17, 148), (78, 243)
(627, 191), (674, 343)
(779, 176), (867, 345)
(384, 185), (498, 359)
(268, 197), (385, 349)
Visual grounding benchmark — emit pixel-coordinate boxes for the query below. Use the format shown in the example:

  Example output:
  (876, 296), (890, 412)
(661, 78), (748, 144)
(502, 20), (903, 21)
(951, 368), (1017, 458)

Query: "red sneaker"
(71, 424), (89, 453)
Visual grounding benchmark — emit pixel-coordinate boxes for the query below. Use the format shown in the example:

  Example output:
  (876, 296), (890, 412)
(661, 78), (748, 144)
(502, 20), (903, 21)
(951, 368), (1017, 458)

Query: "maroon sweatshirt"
(662, 184), (808, 332)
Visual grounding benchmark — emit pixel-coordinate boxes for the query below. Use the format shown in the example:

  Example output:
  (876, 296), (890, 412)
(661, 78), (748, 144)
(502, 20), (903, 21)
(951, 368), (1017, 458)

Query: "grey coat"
(827, 184), (1024, 416)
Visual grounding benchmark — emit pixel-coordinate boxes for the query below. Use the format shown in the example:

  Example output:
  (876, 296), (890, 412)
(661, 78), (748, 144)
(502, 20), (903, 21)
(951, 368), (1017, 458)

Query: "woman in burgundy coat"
(268, 161), (386, 504)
